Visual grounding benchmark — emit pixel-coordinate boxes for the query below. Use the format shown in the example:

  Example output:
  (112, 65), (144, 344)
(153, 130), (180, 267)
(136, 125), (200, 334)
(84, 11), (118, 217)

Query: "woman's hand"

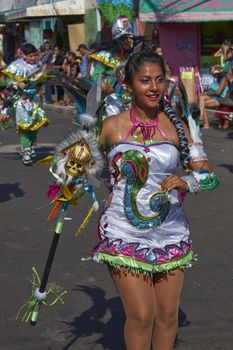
(160, 175), (189, 192)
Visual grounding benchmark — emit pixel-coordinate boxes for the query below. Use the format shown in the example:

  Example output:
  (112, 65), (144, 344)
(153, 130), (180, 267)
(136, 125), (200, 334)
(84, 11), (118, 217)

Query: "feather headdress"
(96, 0), (134, 39)
(96, 0), (134, 23)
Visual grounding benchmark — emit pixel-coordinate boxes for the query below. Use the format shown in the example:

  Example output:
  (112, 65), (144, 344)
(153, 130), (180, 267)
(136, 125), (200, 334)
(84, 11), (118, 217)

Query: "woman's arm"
(99, 115), (118, 151)
(161, 121), (217, 193)
(213, 48), (222, 58)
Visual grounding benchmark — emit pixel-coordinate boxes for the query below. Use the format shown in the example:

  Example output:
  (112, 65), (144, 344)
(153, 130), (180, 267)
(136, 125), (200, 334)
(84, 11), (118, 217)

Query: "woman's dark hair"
(22, 43), (37, 55)
(160, 99), (190, 170)
(124, 50), (190, 170)
(124, 50), (165, 85)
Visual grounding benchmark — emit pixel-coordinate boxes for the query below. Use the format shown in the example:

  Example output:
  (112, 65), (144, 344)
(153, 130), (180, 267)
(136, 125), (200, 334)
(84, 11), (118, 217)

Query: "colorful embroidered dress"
(92, 140), (194, 273)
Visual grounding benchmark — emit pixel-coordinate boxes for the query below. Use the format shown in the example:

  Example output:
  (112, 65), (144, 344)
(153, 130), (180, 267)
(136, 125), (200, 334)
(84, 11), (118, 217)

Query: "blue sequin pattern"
(121, 150), (170, 229)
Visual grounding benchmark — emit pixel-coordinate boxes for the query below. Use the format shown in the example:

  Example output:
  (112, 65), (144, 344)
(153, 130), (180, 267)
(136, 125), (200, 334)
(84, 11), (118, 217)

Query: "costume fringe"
(16, 267), (67, 322)
(36, 155), (54, 166)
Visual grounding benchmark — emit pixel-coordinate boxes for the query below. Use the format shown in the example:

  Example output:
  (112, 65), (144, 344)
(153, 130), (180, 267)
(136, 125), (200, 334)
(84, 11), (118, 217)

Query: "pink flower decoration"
(47, 182), (60, 200)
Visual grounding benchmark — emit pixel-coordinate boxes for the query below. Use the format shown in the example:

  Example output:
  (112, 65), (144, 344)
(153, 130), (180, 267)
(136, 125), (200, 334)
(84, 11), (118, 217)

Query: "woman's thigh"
(110, 267), (156, 321)
(205, 98), (219, 108)
(153, 269), (184, 314)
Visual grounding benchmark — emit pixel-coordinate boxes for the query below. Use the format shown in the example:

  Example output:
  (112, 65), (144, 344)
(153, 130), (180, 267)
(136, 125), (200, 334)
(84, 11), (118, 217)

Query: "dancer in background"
(89, 0), (135, 117)
(1, 43), (50, 164)
(89, 15), (134, 117)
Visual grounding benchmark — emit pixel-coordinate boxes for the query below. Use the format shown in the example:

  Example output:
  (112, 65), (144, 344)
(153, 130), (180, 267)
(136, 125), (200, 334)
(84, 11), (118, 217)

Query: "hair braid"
(160, 99), (190, 170)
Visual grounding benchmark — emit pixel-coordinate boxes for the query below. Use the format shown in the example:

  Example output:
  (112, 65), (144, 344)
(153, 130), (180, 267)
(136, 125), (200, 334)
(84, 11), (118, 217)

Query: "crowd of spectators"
(0, 41), (93, 107)
(1, 36), (233, 127)
(38, 42), (85, 106)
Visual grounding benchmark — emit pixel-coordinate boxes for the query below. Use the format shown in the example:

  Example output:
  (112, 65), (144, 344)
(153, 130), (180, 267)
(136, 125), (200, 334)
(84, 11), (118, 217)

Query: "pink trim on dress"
(124, 107), (168, 142)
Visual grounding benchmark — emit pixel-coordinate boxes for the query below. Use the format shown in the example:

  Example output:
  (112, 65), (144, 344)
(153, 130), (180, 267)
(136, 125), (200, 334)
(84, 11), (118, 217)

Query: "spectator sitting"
(199, 65), (228, 129)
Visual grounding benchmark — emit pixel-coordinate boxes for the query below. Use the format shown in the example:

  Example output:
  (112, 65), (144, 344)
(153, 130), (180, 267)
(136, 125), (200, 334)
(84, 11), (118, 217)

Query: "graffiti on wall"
(176, 36), (194, 51)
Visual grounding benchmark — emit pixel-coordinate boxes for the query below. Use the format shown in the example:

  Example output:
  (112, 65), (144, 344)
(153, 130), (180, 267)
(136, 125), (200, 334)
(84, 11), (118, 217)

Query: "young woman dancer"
(91, 51), (219, 350)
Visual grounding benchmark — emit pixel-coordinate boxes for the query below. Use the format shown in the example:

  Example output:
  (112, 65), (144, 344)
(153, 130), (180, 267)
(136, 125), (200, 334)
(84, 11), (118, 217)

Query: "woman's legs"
(199, 95), (219, 128)
(110, 268), (155, 350)
(110, 267), (184, 350)
(152, 269), (184, 350)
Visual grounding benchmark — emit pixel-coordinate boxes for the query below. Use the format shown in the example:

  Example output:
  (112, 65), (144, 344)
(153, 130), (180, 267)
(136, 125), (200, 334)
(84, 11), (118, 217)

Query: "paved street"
(0, 106), (233, 350)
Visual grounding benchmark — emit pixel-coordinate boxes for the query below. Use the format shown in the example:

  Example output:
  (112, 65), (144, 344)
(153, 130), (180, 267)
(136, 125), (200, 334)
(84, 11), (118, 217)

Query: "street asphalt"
(0, 105), (232, 350)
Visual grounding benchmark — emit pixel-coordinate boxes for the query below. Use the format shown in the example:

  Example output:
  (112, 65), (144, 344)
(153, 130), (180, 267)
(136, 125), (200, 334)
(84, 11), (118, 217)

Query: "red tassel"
(47, 201), (62, 221)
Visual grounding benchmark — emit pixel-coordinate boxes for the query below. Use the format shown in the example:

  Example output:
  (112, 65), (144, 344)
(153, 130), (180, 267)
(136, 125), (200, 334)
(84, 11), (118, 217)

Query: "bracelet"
(181, 173), (200, 193)
(188, 142), (208, 163)
(181, 170), (219, 193)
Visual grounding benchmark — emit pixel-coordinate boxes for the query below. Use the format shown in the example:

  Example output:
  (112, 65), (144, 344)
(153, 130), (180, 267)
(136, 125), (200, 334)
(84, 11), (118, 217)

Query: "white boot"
(30, 145), (36, 158)
(22, 148), (32, 165)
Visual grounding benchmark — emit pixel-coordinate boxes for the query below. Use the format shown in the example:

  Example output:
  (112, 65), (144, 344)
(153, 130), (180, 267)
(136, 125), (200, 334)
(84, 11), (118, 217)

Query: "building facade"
(139, 0), (233, 76)
(0, 0), (100, 61)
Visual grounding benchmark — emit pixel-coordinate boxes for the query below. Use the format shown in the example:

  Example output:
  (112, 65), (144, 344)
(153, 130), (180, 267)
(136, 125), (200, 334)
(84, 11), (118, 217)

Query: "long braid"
(160, 99), (190, 170)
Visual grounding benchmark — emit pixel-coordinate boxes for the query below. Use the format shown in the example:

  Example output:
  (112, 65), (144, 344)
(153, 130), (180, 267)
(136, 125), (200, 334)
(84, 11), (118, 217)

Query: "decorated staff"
(17, 78), (104, 324)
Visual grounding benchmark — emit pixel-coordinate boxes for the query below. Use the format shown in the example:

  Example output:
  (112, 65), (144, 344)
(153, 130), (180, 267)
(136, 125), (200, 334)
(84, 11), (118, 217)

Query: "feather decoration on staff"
(55, 75), (91, 115)
(55, 75), (104, 136)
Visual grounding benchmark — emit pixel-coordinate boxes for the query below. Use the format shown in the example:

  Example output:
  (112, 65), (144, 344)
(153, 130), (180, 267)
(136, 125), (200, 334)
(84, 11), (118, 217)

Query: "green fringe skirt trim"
(98, 250), (195, 275)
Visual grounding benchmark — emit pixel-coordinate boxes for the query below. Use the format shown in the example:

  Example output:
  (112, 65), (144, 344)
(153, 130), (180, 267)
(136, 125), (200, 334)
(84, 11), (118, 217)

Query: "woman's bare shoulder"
(102, 110), (129, 130)
(100, 110), (130, 146)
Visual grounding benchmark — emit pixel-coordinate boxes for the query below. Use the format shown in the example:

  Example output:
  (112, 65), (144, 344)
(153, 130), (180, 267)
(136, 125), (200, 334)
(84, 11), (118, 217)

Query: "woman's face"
(128, 62), (165, 110)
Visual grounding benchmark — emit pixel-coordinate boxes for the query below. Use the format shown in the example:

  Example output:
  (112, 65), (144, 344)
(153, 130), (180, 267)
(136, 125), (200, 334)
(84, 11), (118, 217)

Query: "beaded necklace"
(124, 107), (167, 143)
